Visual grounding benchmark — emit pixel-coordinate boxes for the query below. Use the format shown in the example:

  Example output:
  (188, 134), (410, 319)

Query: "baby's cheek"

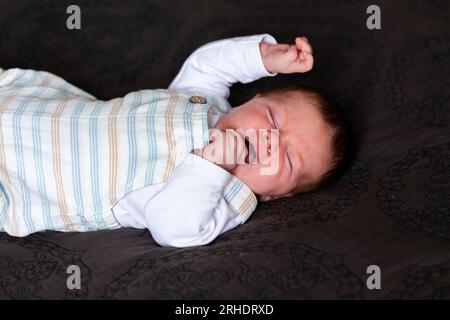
(230, 165), (262, 192)
(255, 165), (286, 193)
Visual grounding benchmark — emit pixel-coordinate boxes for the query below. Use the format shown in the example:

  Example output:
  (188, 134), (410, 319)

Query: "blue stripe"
(124, 92), (143, 193)
(32, 99), (54, 230)
(70, 100), (92, 231)
(183, 101), (194, 153)
(13, 86), (47, 234)
(145, 90), (158, 184)
(224, 180), (243, 203)
(31, 86), (70, 231)
(89, 101), (107, 228)
(0, 181), (10, 230)
(202, 105), (210, 146)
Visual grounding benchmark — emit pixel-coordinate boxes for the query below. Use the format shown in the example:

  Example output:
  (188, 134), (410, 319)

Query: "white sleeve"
(144, 153), (245, 248)
(168, 34), (278, 99)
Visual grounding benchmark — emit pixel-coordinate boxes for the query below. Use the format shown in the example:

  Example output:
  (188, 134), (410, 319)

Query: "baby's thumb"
(284, 45), (299, 63)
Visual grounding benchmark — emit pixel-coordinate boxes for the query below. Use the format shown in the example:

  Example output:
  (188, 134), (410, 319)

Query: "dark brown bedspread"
(0, 0), (449, 299)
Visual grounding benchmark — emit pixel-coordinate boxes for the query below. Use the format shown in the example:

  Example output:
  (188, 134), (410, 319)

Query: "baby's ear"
(259, 195), (272, 202)
(259, 193), (293, 202)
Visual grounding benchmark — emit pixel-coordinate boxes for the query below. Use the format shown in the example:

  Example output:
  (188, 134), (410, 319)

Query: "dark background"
(0, 0), (449, 299)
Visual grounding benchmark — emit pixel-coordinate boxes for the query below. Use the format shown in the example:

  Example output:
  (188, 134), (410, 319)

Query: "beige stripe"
(52, 101), (72, 229)
(163, 94), (177, 181)
(108, 99), (122, 204)
(40, 75), (52, 87)
(0, 89), (22, 235)
(238, 193), (255, 216)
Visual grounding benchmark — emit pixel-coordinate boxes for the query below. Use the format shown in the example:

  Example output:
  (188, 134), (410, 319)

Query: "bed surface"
(0, 0), (449, 299)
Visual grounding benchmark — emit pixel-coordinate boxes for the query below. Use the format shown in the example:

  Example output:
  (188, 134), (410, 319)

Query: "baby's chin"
(230, 163), (290, 198)
(230, 163), (268, 195)
(230, 163), (254, 186)
(229, 163), (248, 180)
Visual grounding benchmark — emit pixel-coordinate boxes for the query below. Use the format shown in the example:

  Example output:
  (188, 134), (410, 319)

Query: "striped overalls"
(0, 68), (256, 236)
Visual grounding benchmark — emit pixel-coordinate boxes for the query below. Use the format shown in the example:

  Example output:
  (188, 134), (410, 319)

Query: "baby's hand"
(260, 36), (314, 74)
(192, 129), (247, 172)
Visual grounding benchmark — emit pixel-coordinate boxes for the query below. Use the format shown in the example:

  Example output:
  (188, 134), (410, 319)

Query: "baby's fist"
(192, 129), (247, 172)
(260, 36), (314, 74)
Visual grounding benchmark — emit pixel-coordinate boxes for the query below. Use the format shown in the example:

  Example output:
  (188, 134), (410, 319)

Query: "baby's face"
(214, 91), (334, 201)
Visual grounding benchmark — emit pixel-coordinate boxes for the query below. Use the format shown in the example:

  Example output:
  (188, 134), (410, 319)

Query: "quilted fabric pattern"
(0, 0), (449, 299)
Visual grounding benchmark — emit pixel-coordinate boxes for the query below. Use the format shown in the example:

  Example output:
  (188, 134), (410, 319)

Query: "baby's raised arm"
(168, 34), (278, 99)
(168, 34), (314, 100)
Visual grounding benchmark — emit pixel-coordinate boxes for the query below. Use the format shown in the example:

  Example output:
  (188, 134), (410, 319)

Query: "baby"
(0, 34), (350, 247)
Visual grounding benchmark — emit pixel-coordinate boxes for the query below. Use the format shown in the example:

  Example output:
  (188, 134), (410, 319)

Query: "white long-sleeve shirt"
(112, 34), (277, 247)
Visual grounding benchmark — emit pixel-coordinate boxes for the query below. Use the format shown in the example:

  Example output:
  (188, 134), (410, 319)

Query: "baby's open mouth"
(244, 137), (257, 164)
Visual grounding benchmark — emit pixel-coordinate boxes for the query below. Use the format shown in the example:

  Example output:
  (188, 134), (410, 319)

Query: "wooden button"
(189, 95), (207, 104)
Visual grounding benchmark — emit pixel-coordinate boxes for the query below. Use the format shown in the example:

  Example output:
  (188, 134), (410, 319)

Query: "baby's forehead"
(263, 90), (318, 114)
(265, 89), (313, 102)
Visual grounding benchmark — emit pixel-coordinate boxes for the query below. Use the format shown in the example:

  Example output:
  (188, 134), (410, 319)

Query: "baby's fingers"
(295, 36), (313, 55)
(284, 45), (300, 63)
(292, 51), (314, 73)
